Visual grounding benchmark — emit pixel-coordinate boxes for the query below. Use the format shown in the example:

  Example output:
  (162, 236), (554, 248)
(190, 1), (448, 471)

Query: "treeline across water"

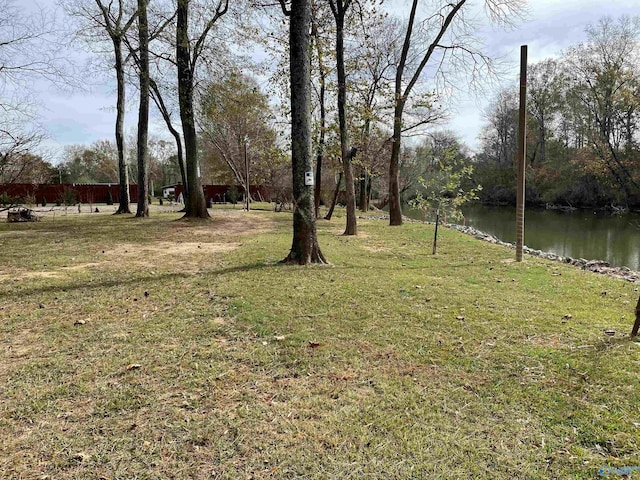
(471, 16), (640, 210)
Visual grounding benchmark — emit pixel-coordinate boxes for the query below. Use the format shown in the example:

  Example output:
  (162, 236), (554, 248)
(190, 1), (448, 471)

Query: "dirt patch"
(329, 225), (370, 238)
(362, 244), (391, 253)
(100, 241), (241, 272)
(102, 241), (240, 257)
(0, 270), (64, 282)
(169, 210), (276, 239)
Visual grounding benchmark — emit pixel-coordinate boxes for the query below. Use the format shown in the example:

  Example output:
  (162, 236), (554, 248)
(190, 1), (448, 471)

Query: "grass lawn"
(0, 208), (639, 479)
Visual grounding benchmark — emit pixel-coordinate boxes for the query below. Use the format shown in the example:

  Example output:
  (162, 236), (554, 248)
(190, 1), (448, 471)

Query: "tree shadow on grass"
(0, 262), (274, 300)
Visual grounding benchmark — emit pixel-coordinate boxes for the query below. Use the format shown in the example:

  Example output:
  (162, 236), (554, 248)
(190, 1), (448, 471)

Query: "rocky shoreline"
(359, 214), (640, 283)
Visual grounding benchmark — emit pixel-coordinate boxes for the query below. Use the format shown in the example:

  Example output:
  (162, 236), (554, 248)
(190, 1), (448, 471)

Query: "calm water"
(404, 205), (640, 270)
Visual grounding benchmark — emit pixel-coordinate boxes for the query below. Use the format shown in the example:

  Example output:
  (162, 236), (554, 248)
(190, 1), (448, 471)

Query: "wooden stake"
(516, 45), (528, 262)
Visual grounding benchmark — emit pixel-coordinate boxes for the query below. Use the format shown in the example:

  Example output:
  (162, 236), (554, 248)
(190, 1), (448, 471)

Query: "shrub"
(24, 194), (37, 207)
(227, 186), (239, 204)
(0, 192), (13, 206)
(61, 188), (77, 206)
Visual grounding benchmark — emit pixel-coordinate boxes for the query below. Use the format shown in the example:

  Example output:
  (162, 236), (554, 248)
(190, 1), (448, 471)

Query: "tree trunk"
(539, 116), (546, 165)
(333, 3), (356, 235)
(150, 79), (189, 211)
(135, 0), (150, 218)
(282, 0), (326, 264)
(314, 63), (326, 218)
(388, 99), (404, 225)
(312, 13), (326, 218)
(177, 0), (208, 219)
(324, 171), (342, 221)
(113, 37), (131, 214)
(359, 168), (368, 211)
(632, 295), (640, 337)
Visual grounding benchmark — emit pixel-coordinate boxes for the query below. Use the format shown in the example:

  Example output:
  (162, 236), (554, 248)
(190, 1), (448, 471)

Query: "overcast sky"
(9, 0), (640, 163)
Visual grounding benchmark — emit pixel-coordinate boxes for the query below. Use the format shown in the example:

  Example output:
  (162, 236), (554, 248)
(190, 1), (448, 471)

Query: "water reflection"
(403, 205), (640, 270)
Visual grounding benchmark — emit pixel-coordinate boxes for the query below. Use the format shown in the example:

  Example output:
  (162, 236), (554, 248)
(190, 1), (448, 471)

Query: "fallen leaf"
(74, 319), (86, 326)
(456, 315), (465, 321)
(563, 314), (572, 320)
(274, 335), (285, 341)
(308, 341), (321, 348)
(126, 364), (142, 371)
(603, 330), (616, 336)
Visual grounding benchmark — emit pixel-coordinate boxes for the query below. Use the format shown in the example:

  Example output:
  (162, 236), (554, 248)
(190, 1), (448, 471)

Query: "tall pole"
(516, 45), (528, 262)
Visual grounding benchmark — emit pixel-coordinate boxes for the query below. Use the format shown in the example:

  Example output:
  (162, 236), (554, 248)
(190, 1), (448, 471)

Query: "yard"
(0, 208), (638, 479)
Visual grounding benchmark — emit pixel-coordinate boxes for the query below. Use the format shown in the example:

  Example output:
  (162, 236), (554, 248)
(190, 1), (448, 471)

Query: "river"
(402, 205), (640, 270)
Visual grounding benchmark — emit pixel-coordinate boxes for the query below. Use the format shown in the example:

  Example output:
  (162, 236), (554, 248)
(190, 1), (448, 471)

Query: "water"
(403, 205), (640, 270)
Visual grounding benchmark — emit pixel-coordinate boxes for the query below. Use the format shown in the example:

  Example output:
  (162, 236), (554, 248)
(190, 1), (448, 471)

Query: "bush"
(0, 192), (12, 206)
(24, 194), (37, 207)
(227, 186), (239, 204)
(61, 188), (78, 206)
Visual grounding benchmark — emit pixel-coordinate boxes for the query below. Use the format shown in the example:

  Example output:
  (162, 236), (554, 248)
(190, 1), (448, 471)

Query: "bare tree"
(564, 16), (640, 202)
(61, 0), (139, 214)
(387, 0), (524, 225)
(328, 0), (357, 235)
(527, 59), (563, 165)
(135, 0), (150, 217)
(176, 0), (228, 219)
(1, 0), (68, 183)
(350, 14), (399, 212)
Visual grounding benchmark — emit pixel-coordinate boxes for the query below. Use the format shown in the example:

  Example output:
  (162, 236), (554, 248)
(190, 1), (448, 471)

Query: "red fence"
(0, 183), (270, 205)
(0, 184), (139, 204)
(173, 185), (270, 203)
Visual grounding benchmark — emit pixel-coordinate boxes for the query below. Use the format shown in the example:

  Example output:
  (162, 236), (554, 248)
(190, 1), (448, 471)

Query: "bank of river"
(400, 204), (640, 271)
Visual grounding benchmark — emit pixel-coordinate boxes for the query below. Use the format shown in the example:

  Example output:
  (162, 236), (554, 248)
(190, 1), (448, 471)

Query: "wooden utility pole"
(516, 45), (528, 262)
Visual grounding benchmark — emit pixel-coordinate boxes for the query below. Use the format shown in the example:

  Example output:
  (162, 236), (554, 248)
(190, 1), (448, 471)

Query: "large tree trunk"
(135, 0), (150, 218)
(177, 0), (208, 219)
(388, 99), (404, 225)
(113, 37), (131, 214)
(334, 10), (356, 235)
(281, 0), (326, 264)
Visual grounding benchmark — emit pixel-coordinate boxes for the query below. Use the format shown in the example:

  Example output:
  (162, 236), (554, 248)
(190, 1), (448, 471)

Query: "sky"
(7, 0), (640, 163)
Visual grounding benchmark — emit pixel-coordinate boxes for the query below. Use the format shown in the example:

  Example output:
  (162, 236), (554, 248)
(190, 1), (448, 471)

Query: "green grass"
(0, 208), (639, 479)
